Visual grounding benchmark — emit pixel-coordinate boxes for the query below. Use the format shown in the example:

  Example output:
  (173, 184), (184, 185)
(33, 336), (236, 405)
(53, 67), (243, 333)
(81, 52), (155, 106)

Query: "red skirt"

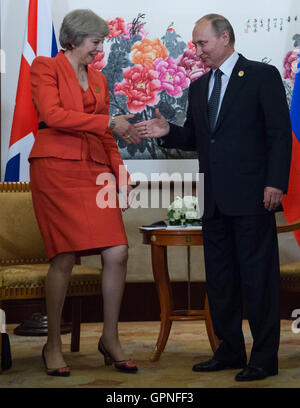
(30, 157), (128, 260)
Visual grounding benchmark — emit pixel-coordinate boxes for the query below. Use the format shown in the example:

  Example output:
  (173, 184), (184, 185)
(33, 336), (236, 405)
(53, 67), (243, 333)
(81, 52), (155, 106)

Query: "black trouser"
(202, 209), (280, 373)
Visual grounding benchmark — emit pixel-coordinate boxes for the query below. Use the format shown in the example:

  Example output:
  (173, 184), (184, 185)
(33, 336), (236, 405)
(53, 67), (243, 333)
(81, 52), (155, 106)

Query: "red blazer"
(29, 50), (129, 188)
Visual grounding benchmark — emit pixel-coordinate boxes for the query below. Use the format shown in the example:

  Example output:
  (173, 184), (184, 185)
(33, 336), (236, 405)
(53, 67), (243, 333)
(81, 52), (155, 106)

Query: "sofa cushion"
(280, 261), (300, 278)
(280, 261), (300, 292)
(0, 264), (101, 289)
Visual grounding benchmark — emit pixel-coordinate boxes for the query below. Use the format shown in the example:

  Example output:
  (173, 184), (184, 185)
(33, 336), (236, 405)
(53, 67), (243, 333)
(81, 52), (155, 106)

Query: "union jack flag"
(4, 0), (57, 181)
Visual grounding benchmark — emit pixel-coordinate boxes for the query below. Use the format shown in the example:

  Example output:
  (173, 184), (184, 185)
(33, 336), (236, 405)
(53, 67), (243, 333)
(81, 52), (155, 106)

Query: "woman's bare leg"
(100, 245), (129, 361)
(44, 252), (76, 369)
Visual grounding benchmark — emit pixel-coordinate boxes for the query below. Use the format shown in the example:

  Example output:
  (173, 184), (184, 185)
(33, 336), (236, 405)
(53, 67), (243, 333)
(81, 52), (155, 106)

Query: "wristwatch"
(108, 116), (116, 130)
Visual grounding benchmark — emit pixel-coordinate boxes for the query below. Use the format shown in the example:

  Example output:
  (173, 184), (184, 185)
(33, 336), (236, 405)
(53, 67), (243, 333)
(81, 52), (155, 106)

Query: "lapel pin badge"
(94, 87), (100, 93)
(238, 71), (245, 77)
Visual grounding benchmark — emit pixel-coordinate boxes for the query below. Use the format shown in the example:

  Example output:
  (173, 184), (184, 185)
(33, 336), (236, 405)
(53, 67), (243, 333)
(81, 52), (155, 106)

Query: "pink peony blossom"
(152, 57), (190, 97)
(114, 64), (161, 113)
(123, 22), (149, 40)
(106, 17), (126, 38)
(187, 41), (196, 53)
(177, 50), (210, 82)
(283, 48), (299, 83)
(89, 52), (106, 71)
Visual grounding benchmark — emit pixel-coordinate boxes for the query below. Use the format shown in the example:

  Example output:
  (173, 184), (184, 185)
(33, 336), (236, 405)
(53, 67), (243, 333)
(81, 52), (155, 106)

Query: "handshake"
(109, 109), (170, 144)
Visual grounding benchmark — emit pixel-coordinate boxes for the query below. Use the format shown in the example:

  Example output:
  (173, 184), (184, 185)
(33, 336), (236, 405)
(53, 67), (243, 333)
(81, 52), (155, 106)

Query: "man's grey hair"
(196, 14), (235, 45)
(59, 9), (110, 50)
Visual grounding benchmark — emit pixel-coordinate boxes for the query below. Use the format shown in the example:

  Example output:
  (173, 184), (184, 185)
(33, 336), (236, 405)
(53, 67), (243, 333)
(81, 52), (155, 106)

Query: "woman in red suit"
(29, 9), (139, 376)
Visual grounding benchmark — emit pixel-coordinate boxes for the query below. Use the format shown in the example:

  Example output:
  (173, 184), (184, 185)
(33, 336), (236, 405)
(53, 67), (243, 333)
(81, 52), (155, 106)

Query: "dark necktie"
(208, 68), (223, 131)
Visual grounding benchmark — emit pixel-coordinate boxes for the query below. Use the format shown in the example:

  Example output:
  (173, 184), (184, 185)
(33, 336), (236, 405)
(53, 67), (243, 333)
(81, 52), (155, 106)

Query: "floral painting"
(90, 14), (299, 160)
(282, 34), (300, 106)
(90, 14), (209, 160)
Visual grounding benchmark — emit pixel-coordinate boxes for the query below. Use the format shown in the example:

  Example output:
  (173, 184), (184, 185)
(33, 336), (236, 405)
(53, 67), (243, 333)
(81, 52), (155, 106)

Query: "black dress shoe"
(235, 366), (278, 382)
(192, 358), (246, 372)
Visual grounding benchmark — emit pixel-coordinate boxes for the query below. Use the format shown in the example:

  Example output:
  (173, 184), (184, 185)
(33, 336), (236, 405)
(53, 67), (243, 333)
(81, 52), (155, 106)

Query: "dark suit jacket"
(159, 54), (292, 218)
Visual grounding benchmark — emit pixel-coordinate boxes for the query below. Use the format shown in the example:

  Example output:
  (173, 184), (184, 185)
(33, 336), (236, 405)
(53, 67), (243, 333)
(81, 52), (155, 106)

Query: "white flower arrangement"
(167, 196), (202, 226)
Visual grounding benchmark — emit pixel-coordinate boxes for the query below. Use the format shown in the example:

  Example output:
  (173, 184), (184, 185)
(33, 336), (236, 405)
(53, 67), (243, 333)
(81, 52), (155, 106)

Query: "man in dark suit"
(135, 14), (292, 381)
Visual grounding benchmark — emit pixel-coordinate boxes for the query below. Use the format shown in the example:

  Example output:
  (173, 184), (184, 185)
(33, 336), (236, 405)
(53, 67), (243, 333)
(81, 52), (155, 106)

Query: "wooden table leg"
(150, 244), (174, 361)
(204, 294), (221, 353)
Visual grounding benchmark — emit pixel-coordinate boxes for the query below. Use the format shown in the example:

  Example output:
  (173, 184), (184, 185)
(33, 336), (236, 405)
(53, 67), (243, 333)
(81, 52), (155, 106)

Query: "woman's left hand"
(119, 185), (135, 212)
(112, 115), (141, 144)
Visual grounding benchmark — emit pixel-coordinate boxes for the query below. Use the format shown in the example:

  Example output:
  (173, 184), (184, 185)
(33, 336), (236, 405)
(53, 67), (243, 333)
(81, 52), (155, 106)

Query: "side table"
(140, 227), (221, 361)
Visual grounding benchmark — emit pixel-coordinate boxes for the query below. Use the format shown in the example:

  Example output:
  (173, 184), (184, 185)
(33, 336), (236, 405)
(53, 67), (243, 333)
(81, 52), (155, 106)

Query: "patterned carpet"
(1, 320), (300, 388)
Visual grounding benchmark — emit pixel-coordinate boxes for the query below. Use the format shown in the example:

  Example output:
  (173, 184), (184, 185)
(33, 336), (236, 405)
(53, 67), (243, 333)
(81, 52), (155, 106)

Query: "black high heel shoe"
(42, 345), (70, 377)
(98, 338), (138, 373)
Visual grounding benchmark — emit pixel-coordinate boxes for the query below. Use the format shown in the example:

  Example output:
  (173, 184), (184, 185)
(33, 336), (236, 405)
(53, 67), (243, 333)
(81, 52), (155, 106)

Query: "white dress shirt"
(208, 51), (239, 119)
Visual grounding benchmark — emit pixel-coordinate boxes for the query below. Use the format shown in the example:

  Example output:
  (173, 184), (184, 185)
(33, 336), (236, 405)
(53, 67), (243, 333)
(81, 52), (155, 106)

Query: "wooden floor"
(1, 320), (300, 389)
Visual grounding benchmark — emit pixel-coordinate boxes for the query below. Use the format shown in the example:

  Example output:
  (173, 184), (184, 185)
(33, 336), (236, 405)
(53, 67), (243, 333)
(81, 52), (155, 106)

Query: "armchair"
(0, 182), (102, 372)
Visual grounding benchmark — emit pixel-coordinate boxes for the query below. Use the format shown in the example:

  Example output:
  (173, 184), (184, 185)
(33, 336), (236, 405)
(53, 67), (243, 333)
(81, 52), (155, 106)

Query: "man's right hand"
(134, 109), (170, 138)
